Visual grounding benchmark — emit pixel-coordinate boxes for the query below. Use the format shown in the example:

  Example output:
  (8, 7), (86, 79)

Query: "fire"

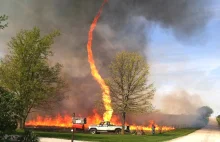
(25, 110), (175, 131)
(25, 0), (176, 134)
(86, 0), (113, 121)
(129, 120), (175, 131)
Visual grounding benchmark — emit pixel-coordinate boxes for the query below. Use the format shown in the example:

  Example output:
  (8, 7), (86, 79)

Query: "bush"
(0, 130), (39, 142)
(18, 130), (39, 142)
(0, 87), (19, 142)
(0, 87), (18, 133)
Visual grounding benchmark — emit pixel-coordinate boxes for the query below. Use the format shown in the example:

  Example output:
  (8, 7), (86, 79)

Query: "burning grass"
(16, 128), (197, 142)
(25, 109), (175, 132)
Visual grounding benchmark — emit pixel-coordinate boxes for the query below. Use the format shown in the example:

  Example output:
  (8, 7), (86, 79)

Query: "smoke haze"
(0, 0), (213, 118)
(156, 90), (204, 115)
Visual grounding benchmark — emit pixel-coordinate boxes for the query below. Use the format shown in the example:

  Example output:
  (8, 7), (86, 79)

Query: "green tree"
(0, 27), (65, 128)
(106, 51), (155, 134)
(216, 115), (220, 126)
(0, 15), (8, 29)
(0, 87), (17, 133)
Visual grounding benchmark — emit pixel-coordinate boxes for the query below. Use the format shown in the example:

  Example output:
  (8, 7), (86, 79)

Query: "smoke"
(0, 0), (213, 117)
(157, 90), (204, 115)
(125, 90), (207, 128)
(127, 112), (208, 129)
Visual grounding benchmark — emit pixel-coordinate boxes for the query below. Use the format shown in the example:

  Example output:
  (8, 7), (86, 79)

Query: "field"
(17, 129), (197, 142)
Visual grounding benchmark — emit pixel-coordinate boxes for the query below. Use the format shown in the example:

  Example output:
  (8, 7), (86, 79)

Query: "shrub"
(19, 130), (39, 142)
(0, 87), (18, 133)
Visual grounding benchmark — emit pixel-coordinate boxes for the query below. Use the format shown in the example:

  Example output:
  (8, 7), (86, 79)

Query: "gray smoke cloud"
(157, 90), (204, 115)
(124, 90), (205, 127)
(127, 112), (208, 129)
(0, 0), (213, 117)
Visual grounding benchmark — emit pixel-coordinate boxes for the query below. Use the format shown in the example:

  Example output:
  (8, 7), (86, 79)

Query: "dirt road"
(168, 118), (220, 142)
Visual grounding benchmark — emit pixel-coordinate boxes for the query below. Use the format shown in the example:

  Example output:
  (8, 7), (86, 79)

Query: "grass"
(16, 129), (198, 142)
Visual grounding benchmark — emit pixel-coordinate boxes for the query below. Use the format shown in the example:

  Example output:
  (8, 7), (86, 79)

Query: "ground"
(25, 128), (197, 142)
(14, 118), (219, 142)
(168, 118), (220, 142)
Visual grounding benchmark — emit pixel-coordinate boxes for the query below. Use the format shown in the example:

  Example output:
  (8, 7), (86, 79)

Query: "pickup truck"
(88, 121), (130, 134)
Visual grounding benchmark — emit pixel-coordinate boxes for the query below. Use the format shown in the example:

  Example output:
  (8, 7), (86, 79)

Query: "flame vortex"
(86, 0), (113, 121)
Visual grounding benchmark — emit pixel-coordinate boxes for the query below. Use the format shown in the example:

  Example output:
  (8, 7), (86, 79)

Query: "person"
(152, 123), (156, 135)
(99, 122), (104, 126)
(72, 113), (75, 124)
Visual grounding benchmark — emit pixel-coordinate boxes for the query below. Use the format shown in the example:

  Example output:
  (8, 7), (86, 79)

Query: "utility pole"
(71, 113), (75, 142)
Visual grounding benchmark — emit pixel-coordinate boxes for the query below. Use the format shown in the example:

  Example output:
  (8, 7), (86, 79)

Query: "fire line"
(86, 0), (113, 121)
(25, 110), (175, 131)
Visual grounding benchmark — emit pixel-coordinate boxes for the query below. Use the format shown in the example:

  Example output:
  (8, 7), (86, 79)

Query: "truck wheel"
(115, 128), (121, 134)
(90, 128), (97, 134)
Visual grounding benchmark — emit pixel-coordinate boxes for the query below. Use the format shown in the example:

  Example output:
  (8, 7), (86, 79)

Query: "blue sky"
(147, 2), (220, 116)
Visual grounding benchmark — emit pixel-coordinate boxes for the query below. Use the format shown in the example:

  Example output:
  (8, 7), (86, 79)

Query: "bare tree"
(106, 51), (155, 134)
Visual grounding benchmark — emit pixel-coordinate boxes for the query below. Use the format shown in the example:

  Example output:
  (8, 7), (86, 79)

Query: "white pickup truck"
(88, 121), (130, 134)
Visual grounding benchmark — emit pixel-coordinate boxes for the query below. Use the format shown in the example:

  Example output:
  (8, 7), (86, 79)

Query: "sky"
(147, 1), (220, 116)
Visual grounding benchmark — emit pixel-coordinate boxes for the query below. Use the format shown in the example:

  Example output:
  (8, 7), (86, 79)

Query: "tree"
(216, 115), (220, 126)
(105, 51), (155, 134)
(0, 87), (17, 133)
(0, 15), (8, 29)
(0, 27), (65, 128)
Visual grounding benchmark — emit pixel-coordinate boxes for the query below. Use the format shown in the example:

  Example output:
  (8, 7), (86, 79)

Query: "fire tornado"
(86, 0), (113, 121)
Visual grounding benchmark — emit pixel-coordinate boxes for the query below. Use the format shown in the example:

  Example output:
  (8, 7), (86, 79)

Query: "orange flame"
(25, 110), (175, 131)
(86, 0), (113, 121)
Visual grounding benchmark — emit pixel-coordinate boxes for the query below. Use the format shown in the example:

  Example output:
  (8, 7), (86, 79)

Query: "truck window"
(99, 122), (104, 125)
(103, 122), (107, 126)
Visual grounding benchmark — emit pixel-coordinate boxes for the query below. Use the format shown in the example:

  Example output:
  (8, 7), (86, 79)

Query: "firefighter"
(151, 123), (156, 135)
